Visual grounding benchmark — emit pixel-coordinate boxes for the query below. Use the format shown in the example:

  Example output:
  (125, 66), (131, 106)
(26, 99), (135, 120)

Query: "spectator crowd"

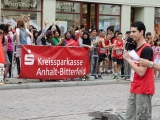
(0, 17), (160, 82)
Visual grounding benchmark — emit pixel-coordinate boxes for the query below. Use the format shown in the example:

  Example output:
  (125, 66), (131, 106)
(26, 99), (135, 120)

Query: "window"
(99, 4), (120, 15)
(155, 8), (160, 34)
(56, 1), (80, 13)
(99, 4), (121, 31)
(99, 16), (120, 31)
(56, 13), (80, 33)
(56, 1), (80, 34)
(1, 11), (41, 30)
(1, 0), (42, 11)
(155, 8), (160, 17)
(1, 0), (42, 30)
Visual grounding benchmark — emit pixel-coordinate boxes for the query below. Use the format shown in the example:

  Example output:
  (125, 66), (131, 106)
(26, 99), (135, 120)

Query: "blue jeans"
(7, 51), (13, 77)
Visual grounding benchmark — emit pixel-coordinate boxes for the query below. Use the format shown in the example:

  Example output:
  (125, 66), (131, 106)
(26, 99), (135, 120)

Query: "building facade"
(1, 0), (160, 35)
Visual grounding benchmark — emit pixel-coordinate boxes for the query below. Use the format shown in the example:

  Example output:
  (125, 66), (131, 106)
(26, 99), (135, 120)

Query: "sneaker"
(98, 75), (102, 78)
(82, 76), (85, 81)
(105, 71), (110, 74)
(121, 77), (126, 80)
(101, 71), (105, 74)
(110, 71), (113, 74)
(113, 76), (118, 80)
(92, 75), (98, 79)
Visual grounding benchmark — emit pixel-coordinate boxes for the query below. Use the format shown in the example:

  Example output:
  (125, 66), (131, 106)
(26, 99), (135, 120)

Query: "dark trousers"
(16, 57), (20, 75)
(121, 61), (124, 77)
(7, 51), (13, 77)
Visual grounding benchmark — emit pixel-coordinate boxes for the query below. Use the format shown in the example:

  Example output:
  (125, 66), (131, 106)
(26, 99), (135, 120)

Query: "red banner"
(19, 45), (90, 80)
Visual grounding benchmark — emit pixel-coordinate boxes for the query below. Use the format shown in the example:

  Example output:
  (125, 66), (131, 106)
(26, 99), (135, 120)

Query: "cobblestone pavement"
(0, 82), (160, 120)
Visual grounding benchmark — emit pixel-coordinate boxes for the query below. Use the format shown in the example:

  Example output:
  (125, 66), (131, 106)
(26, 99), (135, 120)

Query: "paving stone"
(0, 83), (160, 119)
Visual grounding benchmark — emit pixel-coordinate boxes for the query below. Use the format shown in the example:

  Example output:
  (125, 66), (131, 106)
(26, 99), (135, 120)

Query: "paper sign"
(128, 50), (139, 61)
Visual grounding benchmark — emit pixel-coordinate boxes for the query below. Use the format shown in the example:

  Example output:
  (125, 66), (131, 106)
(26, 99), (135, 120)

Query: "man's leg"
(126, 93), (136, 120)
(104, 57), (109, 73)
(113, 58), (118, 80)
(120, 60), (124, 78)
(109, 50), (113, 73)
(98, 56), (102, 77)
(127, 62), (131, 79)
(97, 62), (101, 74)
(136, 94), (152, 120)
(124, 60), (131, 79)
(102, 61), (105, 73)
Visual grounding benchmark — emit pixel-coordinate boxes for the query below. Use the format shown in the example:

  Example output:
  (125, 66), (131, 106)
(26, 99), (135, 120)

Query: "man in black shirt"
(107, 26), (116, 74)
(123, 21), (154, 120)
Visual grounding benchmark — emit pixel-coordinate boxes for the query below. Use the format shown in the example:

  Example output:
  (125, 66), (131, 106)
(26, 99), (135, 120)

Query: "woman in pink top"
(152, 39), (160, 77)
(3, 24), (13, 78)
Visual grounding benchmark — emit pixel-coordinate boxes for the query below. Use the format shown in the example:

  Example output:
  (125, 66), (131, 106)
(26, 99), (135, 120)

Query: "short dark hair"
(107, 26), (114, 32)
(80, 24), (85, 29)
(91, 28), (97, 32)
(106, 33), (111, 36)
(117, 32), (123, 36)
(29, 25), (34, 29)
(131, 21), (146, 37)
(53, 30), (59, 36)
(99, 29), (104, 33)
(126, 31), (131, 34)
(146, 32), (152, 36)
(114, 30), (120, 36)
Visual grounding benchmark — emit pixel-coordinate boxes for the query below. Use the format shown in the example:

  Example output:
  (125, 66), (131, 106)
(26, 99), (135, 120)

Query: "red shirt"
(65, 38), (76, 46)
(98, 39), (110, 55)
(112, 37), (118, 44)
(130, 43), (155, 94)
(74, 39), (80, 46)
(112, 39), (123, 59)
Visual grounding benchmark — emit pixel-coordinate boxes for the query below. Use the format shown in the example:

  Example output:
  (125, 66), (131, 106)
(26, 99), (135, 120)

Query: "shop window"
(56, 13), (80, 35)
(1, 0), (42, 11)
(99, 4), (121, 31)
(99, 16), (120, 32)
(155, 8), (160, 17)
(155, 8), (160, 35)
(99, 4), (120, 15)
(56, 1), (80, 35)
(56, 1), (80, 13)
(1, 0), (42, 30)
(83, 4), (88, 14)
(1, 10), (41, 30)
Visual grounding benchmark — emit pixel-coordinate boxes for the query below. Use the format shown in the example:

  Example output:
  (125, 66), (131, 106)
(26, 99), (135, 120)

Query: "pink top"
(7, 36), (13, 51)
(152, 46), (160, 60)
